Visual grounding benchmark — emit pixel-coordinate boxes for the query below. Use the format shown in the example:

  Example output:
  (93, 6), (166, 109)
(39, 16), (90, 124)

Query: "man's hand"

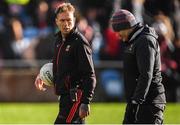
(131, 100), (138, 104)
(79, 103), (90, 118)
(34, 74), (46, 91)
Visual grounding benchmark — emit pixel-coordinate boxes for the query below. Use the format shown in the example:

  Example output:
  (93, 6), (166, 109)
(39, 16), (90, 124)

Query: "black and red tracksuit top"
(52, 28), (96, 104)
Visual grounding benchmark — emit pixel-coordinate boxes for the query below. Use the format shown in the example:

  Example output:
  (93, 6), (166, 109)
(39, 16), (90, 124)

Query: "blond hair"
(55, 3), (75, 17)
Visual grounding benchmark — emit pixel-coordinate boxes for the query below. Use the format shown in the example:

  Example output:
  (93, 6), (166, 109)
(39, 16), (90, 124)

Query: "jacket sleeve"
(77, 40), (96, 104)
(132, 36), (157, 104)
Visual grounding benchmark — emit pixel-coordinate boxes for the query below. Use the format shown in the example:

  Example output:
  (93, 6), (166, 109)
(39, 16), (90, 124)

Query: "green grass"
(0, 103), (180, 124)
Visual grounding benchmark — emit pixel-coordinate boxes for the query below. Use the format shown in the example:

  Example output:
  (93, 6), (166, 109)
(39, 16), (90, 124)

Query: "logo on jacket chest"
(125, 44), (135, 54)
(65, 45), (71, 52)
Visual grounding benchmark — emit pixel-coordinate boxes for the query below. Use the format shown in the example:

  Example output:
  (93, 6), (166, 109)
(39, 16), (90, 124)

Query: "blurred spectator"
(173, 39), (180, 73)
(10, 18), (32, 59)
(0, 16), (16, 59)
(144, 0), (180, 40)
(172, 0), (180, 41)
(26, 0), (54, 35)
(77, 17), (94, 43)
(79, 0), (114, 31)
(132, 0), (145, 23)
(152, 13), (180, 102)
(34, 34), (54, 60)
(99, 26), (122, 61)
(82, 7), (103, 62)
(121, 0), (145, 23)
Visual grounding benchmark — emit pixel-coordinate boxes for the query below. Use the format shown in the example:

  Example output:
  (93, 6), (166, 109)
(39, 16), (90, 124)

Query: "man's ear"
(55, 18), (58, 25)
(73, 17), (76, 23)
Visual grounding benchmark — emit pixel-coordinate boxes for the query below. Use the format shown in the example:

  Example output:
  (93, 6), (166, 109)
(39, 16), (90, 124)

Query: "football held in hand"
(40, 63), (54, 86)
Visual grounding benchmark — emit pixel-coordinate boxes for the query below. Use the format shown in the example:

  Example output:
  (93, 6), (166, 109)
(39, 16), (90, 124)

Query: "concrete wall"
(0, 68), (57, 102)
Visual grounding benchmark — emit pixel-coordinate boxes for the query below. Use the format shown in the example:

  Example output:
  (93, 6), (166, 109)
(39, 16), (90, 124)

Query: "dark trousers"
(54, 90), (84, 124)
(123, 103), (165, 124)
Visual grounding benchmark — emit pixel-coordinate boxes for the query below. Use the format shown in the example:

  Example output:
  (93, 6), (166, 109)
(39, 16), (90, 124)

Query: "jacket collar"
(128, 23), (144, 43)
(55, 27), (77, 42)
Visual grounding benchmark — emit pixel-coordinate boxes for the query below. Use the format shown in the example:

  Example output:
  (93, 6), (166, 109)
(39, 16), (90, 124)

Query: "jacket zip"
(56, 42), (64, 70)
(135, 104), (140, 123)
(54, 42), (64, 95)
(65, 75), (71, 89)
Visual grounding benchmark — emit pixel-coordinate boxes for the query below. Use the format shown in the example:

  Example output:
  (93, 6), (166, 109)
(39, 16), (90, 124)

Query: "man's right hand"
(79, 103), (90, 118)
(34, 74), (46, 91)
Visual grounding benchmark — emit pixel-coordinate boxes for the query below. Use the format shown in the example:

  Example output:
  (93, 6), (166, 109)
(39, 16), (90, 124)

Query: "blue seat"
(100, 69), (124, 99)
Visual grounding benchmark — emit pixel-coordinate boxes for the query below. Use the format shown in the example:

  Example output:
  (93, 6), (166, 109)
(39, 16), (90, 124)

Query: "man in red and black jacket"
(35, 2), (96, 124)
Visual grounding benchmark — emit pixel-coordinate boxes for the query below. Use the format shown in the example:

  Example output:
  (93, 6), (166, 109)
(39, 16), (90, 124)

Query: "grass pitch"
(0, 103), (179, 124)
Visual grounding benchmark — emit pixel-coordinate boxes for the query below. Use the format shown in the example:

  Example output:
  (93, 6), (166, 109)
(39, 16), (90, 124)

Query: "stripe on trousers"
(66, 90), (82, 123)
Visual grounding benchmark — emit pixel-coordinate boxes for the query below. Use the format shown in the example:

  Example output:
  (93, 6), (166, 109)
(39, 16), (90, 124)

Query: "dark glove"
(79, 103), (90, 118)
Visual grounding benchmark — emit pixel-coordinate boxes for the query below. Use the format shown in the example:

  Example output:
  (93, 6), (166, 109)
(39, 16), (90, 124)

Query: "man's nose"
(64, 21), (68, 26)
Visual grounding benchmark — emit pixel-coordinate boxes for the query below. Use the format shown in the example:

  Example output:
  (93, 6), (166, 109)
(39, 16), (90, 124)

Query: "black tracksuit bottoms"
(54, 90), (85, 124)
(123, 103), (165, 124)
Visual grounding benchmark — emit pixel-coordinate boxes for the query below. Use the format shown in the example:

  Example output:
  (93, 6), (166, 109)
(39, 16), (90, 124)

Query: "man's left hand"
(131, 100), (138, 104)
(79, 103), (90, 118)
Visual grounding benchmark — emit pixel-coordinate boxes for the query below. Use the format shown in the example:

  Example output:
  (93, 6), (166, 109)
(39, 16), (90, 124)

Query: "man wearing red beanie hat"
(111, 9), (166, 124)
